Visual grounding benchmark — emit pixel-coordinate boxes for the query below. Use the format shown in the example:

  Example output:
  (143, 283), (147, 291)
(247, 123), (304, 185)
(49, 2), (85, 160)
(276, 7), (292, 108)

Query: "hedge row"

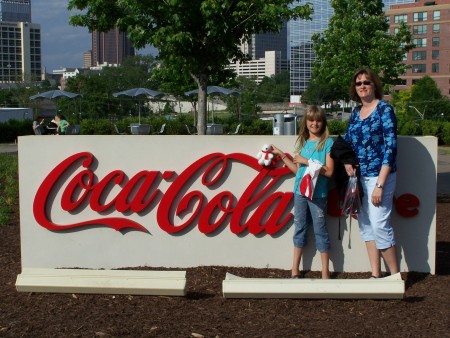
(1, 116), (449, 145)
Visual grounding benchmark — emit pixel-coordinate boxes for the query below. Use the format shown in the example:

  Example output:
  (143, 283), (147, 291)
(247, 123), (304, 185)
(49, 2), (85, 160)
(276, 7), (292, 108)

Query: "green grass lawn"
(0, 154), (18, 225)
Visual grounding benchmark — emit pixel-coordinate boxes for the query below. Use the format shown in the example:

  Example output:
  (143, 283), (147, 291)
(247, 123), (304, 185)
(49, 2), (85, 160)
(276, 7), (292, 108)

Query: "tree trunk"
(192, 73), (208, 135)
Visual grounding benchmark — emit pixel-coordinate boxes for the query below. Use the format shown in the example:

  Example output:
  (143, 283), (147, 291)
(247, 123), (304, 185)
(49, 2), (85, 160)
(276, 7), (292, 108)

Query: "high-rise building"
(289, 0), (333, 101)
(230, 22), (288, 83)
(0, 0), (31, 22)
(227, 51), (288, 84)
(386, 0), (450, 97)
(240, 22), (288, 60)
(83, 50), (92, 69)
(1, 22), (42, 82)
(288, 1), (431, 102)
(91, 28), (135, 67)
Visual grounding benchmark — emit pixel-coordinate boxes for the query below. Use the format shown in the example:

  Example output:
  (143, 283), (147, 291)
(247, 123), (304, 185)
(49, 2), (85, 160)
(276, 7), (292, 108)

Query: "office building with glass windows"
(289, 0), (333, 103)
(91, 28), (135, 67)
(288, 0), (442, 102)
(386, 0), (450, 97)
(0, 0), (31, 22)
(0, 0), (41, 83)
(228, 22), (288, 83)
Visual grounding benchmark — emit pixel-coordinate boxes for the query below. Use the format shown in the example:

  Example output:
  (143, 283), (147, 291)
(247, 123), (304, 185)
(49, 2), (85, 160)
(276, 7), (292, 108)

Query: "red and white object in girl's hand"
(299, 159), (323, 199)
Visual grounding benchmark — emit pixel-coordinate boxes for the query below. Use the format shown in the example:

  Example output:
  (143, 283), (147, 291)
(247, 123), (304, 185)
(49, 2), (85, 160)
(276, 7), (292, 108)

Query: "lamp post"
(409, 105), (424, 120)
(7, 64), (11, 89)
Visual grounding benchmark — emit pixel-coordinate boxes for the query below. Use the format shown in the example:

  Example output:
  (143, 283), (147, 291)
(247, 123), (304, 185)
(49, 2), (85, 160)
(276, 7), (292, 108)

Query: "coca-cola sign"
(19, 135), (436, 273)
(34, 151), (419, 236)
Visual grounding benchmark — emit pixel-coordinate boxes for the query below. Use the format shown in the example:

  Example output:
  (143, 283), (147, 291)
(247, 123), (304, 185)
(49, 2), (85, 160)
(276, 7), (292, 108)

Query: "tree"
(257, 71), (290, 103)
(410, 76), (450, 120)
(68, 0), (312, 134)
(310, 0), (413, 101)
(65, 55), (159, 119)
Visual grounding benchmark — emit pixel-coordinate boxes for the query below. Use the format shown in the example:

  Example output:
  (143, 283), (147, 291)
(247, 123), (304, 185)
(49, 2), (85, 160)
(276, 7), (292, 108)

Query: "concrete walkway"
(438, 147), (450, 195)
(1, 142), (449, 194)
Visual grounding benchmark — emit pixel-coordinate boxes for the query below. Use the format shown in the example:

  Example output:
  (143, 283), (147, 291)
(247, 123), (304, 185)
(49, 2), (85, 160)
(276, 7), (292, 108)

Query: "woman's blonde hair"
(295, 105), (329, 151)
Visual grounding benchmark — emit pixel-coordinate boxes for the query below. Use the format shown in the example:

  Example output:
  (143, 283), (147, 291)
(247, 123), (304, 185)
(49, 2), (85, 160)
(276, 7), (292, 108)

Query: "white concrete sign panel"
(18, 135), (436, 273)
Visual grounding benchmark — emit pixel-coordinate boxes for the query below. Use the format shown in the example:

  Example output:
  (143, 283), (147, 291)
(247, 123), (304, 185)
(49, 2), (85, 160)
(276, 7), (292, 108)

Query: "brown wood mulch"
(0, 199), (448, 337)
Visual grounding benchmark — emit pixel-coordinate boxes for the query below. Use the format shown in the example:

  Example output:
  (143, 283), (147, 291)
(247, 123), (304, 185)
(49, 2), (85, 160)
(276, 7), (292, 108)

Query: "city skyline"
(32, 1), (155, 72)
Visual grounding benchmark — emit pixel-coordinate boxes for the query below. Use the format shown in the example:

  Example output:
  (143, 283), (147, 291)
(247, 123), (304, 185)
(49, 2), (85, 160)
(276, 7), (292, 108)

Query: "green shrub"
(399, 120), (422, 136)
(95, 119), (114, 135)
(422, 120), (441, 137)
(242, 119), (272, 135)
(327, 120), (348, 136)
(0, 119), (33, 142)
(80, 119), (96, 135)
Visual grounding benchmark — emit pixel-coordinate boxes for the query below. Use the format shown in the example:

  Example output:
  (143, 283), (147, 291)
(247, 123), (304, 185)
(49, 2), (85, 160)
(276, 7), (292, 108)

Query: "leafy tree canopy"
(409, 76), (450, 120)
(68, 0), (313, 134)
(310, 0), (413, 101)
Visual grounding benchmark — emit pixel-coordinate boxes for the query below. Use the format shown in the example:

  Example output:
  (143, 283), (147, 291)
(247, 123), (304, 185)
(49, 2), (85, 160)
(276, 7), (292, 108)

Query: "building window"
(413, 25), (427, 34)
(432, 37), (439, 46)
(398, 79), (407, 85)
(432, 50), (439, 60)
(394, 14), (407, 23)
(432, 63), (439, 73)
(412, 51), (426, 61)
(413, 38), (427, 47)
(413, 12), (428, 22)
(432, 24), (440, 33)
(433, 11), (440, 20)
(412, 64), (426, 73)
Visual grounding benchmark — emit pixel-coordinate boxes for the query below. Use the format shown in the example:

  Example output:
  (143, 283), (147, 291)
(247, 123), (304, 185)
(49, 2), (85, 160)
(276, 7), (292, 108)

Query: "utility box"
(273, 113), (298, 136)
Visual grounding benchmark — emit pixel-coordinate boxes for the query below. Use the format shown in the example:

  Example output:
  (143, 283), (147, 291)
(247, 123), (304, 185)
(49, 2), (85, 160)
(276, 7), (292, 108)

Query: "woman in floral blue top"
(343, 68), (399, 278)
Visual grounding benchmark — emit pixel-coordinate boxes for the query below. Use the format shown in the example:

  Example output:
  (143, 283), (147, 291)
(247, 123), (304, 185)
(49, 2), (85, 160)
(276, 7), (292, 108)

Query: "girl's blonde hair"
(295, 105), (329, 151)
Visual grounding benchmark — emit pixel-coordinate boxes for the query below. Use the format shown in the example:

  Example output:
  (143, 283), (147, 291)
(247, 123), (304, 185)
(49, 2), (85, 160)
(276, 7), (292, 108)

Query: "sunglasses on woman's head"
(355, 80), (372, 86)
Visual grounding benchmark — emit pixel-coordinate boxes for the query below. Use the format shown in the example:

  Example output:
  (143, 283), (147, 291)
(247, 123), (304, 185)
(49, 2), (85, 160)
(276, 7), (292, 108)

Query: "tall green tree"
(310, 0), (413, 101)
(257, 71), (290, 103)
(65, 55), (158, 119)
(409, 76), (450, 121)
(68, 0), (312, 134)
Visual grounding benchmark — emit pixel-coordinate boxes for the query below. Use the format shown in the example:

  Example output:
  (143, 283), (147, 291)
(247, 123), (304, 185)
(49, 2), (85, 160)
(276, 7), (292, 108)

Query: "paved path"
(438, 148), (450, 194)
(1, 143), (449, 194)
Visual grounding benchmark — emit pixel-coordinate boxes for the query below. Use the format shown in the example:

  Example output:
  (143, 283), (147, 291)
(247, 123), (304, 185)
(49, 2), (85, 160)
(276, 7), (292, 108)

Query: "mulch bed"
(0, 198), (449, 337)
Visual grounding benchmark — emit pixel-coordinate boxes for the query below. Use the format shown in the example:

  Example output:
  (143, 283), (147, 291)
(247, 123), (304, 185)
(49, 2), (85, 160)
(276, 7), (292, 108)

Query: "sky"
(32, 1), (156, 72)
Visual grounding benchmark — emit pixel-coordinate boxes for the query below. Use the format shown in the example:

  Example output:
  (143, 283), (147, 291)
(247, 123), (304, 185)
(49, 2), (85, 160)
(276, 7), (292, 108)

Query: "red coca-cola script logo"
(33, 152), (419, 235)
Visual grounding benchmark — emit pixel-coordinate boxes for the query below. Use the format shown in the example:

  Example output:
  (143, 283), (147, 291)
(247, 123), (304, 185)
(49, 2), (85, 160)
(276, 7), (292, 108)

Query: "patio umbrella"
(30, 90), (82, 100)
(185, 86), (240, 124)
(30, 90), (82, 119)
(113, 87), (164, 124)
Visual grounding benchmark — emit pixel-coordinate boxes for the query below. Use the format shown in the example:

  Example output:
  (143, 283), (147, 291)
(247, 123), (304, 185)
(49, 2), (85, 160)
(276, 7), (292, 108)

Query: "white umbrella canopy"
(30, 90), (82, 100)
(113, 87), (164, 124)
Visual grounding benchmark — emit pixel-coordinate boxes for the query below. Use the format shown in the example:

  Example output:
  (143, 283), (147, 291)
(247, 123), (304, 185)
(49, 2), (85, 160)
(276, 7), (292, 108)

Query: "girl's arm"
(271, 144), (298, 174)
(320, 152), (334, 178)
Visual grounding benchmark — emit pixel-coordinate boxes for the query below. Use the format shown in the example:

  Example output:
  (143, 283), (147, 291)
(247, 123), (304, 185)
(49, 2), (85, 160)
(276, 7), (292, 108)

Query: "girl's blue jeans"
(293, 194), (330, 253)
